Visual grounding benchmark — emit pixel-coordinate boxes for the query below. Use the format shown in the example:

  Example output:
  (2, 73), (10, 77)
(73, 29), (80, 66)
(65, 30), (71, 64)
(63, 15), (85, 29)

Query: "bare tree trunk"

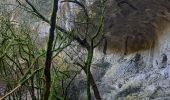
(44, 0), (58, 100)
(90, 73), (101, 100)
(86, 47), (93, 100)
(78, 62), (101, 100)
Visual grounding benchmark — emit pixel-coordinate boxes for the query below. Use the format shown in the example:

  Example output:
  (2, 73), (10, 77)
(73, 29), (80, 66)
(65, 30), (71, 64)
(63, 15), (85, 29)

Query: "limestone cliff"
(1, 0), (170, 99)
(69, 0), (170, 100)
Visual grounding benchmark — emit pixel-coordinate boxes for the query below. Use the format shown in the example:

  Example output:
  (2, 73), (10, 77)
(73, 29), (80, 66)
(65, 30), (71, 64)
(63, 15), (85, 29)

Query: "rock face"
(95, 0), (170, 54)
(96, 25), (170, 100)
(69, 0), (170, 100)
(94, 0), (170, 99)
(3, 0), (170, 100)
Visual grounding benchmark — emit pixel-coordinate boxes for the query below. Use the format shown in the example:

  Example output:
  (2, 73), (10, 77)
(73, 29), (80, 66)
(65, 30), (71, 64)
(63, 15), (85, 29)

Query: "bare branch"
(115, 0), (137, 10)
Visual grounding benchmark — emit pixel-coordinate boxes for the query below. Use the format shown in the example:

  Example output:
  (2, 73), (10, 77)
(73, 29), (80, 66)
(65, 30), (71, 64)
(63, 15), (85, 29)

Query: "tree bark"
(44, 0), (58, 100)
(78, 61), (101, 100)
(86, 47), (93, 100)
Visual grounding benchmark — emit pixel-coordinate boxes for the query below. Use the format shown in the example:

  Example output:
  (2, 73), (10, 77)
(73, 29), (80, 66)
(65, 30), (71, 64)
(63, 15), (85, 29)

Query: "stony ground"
(0, 80), (6, 97)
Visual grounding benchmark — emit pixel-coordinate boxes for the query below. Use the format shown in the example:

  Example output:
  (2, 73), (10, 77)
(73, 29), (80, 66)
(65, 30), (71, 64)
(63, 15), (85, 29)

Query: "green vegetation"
(0, 0), (107, 100)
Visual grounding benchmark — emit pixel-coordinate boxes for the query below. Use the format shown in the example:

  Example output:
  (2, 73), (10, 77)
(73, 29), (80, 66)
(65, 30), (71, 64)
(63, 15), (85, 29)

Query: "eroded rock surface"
(69, 0), (170, 100)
